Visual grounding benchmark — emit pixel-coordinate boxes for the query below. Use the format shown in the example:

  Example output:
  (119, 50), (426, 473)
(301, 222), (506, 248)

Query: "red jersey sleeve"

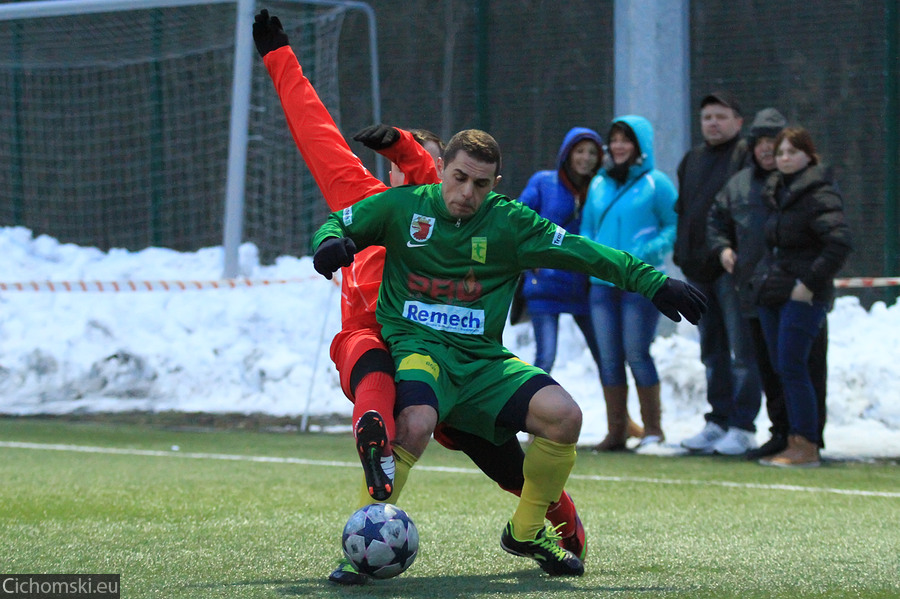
(378, 129), (440, 185)
(262, 46), (387, 210)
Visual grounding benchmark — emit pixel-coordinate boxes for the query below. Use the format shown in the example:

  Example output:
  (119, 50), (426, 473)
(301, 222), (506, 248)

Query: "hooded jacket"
(519, 126), (604, 314)
(582, 115), (678, 286)
(707, 108), (787, 316)
(748, 164), (853, 307)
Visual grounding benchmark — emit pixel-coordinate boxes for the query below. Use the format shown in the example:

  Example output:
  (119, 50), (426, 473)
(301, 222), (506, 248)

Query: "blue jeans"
(757, 300), (828, 444)
(691, 274), (762, 431)
(589, 285), (660, 387)
(530, 311), (601, 374)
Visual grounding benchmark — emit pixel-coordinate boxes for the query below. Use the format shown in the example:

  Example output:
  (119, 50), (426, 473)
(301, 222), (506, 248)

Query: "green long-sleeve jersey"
(313, 183), (667, 359)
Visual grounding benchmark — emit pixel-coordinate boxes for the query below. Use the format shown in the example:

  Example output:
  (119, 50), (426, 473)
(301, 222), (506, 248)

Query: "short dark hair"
(774, 126), (820, 166)
(410, 128), (445, 152)
(443, 129), (501, 176)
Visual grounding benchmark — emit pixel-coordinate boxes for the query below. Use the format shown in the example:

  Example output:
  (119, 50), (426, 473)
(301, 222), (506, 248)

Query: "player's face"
(389, 161), (406, 187)
(569, 139), (600, 175)
(422, 141), (444, 176)
(754, 136), (777, 171)
(388, 141), (444, 187)
(775, 138), (811, 175)
(700, 104), (742, 146)
(440, 151), (500, 218)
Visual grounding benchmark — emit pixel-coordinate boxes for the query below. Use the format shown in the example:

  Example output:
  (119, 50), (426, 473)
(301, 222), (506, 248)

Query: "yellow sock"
(510, 437), (576, 540)
(355, 444), (417, 507)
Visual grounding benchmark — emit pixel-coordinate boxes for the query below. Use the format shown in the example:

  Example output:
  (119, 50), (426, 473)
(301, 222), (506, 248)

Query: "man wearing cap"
(673, 91), (762, 455)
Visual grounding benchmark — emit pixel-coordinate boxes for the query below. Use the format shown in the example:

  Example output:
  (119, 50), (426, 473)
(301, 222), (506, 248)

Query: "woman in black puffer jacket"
(750, 127), (852, 467)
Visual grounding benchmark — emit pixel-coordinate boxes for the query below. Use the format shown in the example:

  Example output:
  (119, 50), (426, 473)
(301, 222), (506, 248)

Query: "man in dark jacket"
(674, 91), (762, 454)
(707, 108), (828, 458)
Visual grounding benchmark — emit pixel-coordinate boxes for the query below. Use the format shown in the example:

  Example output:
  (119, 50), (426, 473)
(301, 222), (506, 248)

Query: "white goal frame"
(0, 0), (381, 277)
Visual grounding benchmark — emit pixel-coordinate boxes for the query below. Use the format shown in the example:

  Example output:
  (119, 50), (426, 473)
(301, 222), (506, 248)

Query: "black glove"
(313, 237), (357, 280)
(352, 124), (400, 151)
(651, 278), (708, 325)
(253, 9), (289, 58)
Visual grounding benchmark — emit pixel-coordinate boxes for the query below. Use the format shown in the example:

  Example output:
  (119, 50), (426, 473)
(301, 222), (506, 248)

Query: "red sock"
(545, 490), (577, 537)
(352, 372), (396, 448)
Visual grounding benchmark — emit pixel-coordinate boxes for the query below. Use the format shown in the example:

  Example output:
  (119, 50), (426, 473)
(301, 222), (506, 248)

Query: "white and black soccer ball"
(341, 503), (418, 579)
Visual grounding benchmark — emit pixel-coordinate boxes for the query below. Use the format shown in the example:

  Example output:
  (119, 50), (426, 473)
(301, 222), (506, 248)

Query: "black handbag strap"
(593, 174), (645, 230)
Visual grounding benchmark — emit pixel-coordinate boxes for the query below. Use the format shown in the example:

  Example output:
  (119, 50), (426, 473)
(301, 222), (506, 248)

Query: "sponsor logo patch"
(342, 207), (353, 226)
(408, 272), (482, 302)
(409, 214), (436, 243)
(552, 225), (566, 246)
(402, 301), (485, 335)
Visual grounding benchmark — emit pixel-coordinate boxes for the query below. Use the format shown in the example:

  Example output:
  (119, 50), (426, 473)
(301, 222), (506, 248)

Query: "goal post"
(0, 0), (381, 276)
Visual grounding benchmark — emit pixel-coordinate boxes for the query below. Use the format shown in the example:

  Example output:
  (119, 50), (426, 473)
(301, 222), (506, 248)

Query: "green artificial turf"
(1, 418), (897, 598)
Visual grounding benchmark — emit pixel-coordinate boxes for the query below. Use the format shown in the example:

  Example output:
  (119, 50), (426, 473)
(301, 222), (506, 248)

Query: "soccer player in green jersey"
(313, 129), (707, 576)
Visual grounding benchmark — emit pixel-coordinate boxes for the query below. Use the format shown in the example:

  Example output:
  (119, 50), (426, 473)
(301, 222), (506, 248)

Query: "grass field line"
(569, 473), (900, 498)
(4, 439), (899, 499)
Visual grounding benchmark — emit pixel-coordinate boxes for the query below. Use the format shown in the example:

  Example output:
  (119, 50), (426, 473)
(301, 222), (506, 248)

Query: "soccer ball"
(341, 503), (418, 579)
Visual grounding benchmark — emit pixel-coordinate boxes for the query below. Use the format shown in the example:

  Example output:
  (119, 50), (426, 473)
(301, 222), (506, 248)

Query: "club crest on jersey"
(409, 214), (435, 243)
(471, 237), (487, 263)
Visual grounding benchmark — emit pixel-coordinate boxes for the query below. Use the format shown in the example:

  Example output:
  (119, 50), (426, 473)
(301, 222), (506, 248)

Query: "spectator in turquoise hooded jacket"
(518, 127), (649, 440)
(582, 115), (678, 452)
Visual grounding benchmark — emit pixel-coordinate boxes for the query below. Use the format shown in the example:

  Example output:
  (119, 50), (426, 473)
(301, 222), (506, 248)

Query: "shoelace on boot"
(535, 524), (570, 559)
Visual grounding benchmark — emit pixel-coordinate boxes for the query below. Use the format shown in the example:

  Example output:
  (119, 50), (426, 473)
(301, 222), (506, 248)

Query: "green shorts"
(390, 337), (547, 445)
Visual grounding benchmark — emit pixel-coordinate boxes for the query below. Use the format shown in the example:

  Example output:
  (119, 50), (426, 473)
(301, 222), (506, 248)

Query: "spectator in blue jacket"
(519, 128), (646, 440)
(582, 115), (678, 452)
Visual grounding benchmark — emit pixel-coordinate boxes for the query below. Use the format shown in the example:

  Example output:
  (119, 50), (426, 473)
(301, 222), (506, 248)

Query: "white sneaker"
(712, 427), (758, 456)
(634, 435), (664, 455)
(636, 435), (664, 448)
(680, 422), (726, 453)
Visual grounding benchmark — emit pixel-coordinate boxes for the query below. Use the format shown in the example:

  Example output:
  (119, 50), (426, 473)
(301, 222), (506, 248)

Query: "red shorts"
(329, 321), (389, 401)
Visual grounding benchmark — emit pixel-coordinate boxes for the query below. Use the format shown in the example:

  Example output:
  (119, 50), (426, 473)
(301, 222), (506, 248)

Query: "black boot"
(745, 433), (787, 461)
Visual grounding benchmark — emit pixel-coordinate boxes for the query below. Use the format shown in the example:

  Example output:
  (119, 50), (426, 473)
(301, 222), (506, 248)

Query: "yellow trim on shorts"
(397, 353), (441, 381)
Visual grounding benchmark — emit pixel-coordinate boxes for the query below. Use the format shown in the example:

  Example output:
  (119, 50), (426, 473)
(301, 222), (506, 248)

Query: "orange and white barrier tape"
(834, 277), (900, 288)
(0, 274), (892, 292)
(0, 274), (339, 292)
